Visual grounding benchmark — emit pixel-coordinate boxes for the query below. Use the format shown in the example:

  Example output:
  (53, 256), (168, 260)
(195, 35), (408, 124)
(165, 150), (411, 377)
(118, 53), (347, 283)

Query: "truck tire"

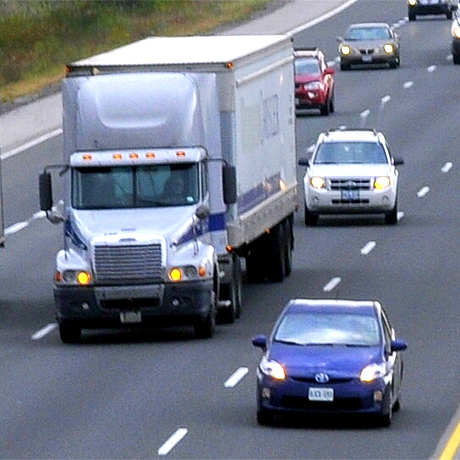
(219, 254), (242, 323)
(245, 238), (266, 283)
(283, 217), (294, 277)
(59, 322), (81, 344)
(194, 292), (216, 339)
(265, 222), (286, 283)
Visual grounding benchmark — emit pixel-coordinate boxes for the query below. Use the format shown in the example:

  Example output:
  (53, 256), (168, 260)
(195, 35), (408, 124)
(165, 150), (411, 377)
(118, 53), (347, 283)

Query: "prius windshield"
(274, 312), (381, 347)
(72, 163), (199, 209)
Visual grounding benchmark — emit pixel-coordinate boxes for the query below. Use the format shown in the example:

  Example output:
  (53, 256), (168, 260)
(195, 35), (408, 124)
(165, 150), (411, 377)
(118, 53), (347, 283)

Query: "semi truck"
(39, 35), (298, 343)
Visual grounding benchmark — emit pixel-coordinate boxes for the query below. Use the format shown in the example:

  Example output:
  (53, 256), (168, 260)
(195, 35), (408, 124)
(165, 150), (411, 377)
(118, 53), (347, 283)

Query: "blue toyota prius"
(252, 299), (408, 426)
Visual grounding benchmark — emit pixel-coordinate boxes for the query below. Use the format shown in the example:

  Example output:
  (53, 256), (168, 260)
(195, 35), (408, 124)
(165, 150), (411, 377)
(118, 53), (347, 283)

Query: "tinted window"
(295, 58), (321, 75)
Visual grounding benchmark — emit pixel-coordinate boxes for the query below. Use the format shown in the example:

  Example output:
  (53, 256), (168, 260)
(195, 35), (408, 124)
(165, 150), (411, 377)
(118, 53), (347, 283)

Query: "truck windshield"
(72, 163), (199, 209)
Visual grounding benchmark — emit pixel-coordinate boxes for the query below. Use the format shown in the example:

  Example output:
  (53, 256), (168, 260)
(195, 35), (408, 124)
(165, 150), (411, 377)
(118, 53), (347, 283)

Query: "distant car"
(337, 22), (400, 70)
(252, 299), (408, 427)
(451, 6), (460, 64)
(408, 0), (456, 21)
(294, 48), (335, 116)
(298, 128), (404, 226)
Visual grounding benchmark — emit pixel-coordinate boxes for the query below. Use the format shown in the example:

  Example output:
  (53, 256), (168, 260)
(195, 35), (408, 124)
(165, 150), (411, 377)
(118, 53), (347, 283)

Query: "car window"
(313, 142), (388, 165)
(295, 58), (320, 75)
(346, 27), (391, 40)
(274, 312), (381, 346)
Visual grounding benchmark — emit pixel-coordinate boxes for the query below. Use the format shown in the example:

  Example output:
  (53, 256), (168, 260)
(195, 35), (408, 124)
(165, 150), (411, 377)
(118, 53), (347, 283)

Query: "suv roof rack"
(326, 128), (378, 135)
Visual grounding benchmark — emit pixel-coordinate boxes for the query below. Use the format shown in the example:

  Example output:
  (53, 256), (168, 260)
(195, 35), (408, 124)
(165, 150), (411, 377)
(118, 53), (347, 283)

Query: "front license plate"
(120, 311), (142, 324)
(341, 190), (360, 200)
(362, 55), (373, 62)
(309, 387), (334, 402)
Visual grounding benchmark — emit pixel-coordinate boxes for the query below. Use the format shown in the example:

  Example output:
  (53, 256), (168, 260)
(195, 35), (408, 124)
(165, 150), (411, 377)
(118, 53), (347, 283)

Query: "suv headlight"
(310, 176), (325, 189)
(374, 176), (391, 190)
(453, 27), (460, 38)
(260, 356), (286, 380)
(408, 0), (417, 5)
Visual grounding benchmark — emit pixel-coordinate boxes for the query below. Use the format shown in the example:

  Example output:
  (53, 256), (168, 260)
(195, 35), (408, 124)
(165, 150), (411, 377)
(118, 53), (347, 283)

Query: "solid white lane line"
(158, 428), (188, 456)
(5, 222), (28, 234)
(323, 277), (341, 292)
(1, 128), (62, 160)
(32, 323), (57, 340)
(417, 186), (430, 198)
(224, 367), (249, 388)
(442, 162), (453, 173)
(361, 241), (376, 255)
(403, 81), (413, 89)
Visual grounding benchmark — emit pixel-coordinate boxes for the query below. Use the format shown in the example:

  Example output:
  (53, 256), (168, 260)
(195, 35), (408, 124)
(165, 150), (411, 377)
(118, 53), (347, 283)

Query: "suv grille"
(94, 244), (162, 283)
(329, 178), (371, 191)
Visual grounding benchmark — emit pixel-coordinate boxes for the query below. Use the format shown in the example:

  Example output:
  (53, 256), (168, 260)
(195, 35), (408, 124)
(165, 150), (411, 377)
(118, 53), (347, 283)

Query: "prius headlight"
(374, 176), (391, 190)
(360, 363), (386, 382)
(259, 356), (286, 380)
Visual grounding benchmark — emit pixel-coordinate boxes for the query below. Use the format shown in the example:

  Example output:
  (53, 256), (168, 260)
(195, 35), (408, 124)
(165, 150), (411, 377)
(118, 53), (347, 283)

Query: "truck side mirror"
(39, 171), (53, 211)
(222, 164), (237, 205)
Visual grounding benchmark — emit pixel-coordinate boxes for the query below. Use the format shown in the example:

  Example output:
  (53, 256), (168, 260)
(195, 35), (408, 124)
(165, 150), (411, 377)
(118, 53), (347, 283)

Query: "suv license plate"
(309, 387), (334, 402)
(120, 311), (142, 323)
(341, 190), (360, 200)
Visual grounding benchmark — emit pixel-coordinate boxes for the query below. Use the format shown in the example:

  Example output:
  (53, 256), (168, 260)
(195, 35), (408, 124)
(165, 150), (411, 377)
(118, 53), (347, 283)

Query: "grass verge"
(0, 0), (274, 103)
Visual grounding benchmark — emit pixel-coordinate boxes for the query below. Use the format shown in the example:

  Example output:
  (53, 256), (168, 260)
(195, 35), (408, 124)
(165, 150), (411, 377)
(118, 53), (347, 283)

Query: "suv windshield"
(313, 141), (388, 165)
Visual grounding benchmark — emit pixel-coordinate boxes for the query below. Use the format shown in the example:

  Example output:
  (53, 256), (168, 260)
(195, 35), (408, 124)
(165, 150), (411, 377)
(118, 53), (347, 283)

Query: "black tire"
(408, 12), (416, 21)
(393, 399), (401, 412)
(389, 59), (398, 69)
(194, 292), (216, 339)
(265, 222), (286, 283)
(59, 322), (81, 344)
(329, 95), (335, 113)
(257, 409), (274, 426)
(447, 10), (453, 19)
(283, 217), (294, 277)
(453, 53), (460, 65)
(304, 204), (319, 226)
(219, 255), (242, 323)
(384, 202), (398, 225)
(320, 101), (330, 116)
(340, 62), (350, 71)
(245, 241), (265, 284)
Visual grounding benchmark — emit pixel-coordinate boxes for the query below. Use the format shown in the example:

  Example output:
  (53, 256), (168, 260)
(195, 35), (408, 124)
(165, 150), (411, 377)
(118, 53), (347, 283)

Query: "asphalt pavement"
(0, 0), (357, 154)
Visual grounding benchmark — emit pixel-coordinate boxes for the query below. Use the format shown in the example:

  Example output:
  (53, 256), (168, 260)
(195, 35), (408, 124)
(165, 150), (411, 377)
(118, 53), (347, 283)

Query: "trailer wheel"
(194, 292), (216, 339)
(283, 217), (293, 277)
(59, 322), (81, 344)
(245, 239), (266, 283)
(266, 222), (286, 283)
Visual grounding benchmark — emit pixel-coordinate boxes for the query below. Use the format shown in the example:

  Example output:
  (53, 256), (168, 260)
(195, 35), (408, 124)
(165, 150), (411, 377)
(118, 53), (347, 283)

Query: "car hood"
(308, 164), (392, 177)
(342, 39), (395, 48)
(268, 343), (383, 378)
(295, 74), (321, 84)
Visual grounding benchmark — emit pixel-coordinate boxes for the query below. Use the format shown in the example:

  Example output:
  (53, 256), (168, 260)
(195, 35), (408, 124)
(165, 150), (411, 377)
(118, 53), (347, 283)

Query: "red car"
(294, 48), (335, 116)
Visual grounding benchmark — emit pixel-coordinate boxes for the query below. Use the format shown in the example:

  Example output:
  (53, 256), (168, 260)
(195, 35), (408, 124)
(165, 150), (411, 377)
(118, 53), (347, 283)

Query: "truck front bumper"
(54, 279), (214, 329)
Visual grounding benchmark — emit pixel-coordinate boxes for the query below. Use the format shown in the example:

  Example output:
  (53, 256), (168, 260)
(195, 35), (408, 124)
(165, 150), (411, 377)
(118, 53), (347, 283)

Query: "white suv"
(298, 129), (404, 226)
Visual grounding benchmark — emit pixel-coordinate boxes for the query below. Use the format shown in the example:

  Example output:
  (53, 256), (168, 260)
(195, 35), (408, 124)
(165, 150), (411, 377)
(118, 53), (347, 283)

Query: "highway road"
(1, 0), (460, 458)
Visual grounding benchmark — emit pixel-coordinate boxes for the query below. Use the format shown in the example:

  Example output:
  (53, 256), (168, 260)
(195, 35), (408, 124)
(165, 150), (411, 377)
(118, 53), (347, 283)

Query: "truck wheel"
(245, 238), (266, 283)
(194, 293), (216, 339)
(266, 222), (286, 283)
(283, 217), (293, 277)
(219, 255), (242, 323)
(59, 322), (81, 344)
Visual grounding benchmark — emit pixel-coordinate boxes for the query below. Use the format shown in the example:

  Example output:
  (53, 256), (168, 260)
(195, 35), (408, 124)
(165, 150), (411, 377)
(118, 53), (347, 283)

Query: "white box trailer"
(39, 35), (298, 342)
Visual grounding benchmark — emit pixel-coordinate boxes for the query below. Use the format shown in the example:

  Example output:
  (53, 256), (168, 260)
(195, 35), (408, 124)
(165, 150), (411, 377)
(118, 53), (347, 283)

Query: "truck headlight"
(260, 356), (286, 380)
(310, 176), (325, 189)
(340, 45), (351, 55)
(374, 176), (391, 190)
(169, 265), (207, 281)
(383, 44), (394, 54)
(56, 270), (92, 285)
(360, 363), (386, 382)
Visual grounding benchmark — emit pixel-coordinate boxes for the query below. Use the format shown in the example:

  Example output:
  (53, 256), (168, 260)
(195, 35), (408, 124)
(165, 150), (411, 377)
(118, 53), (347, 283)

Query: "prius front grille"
(94, 244), (162, 283)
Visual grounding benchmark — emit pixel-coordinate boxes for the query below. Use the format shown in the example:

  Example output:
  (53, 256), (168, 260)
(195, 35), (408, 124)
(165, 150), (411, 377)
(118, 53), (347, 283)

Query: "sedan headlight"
(453, 27), (460, 39)
(408, 0), (417, 5)
(383, 44), (395, 54)
(310, 176), (325, 189)
(259, 356), (286, 380)
(304, 81), (323, 90)
(340, 44), (351, 55)
(374, 176), (391, 190)
(360, 363), (386, 382)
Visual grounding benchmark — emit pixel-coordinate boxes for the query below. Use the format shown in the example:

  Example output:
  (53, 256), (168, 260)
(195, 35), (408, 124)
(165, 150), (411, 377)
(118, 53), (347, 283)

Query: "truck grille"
(329, 178), (371, 191)
(94, 244), (163, 283)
